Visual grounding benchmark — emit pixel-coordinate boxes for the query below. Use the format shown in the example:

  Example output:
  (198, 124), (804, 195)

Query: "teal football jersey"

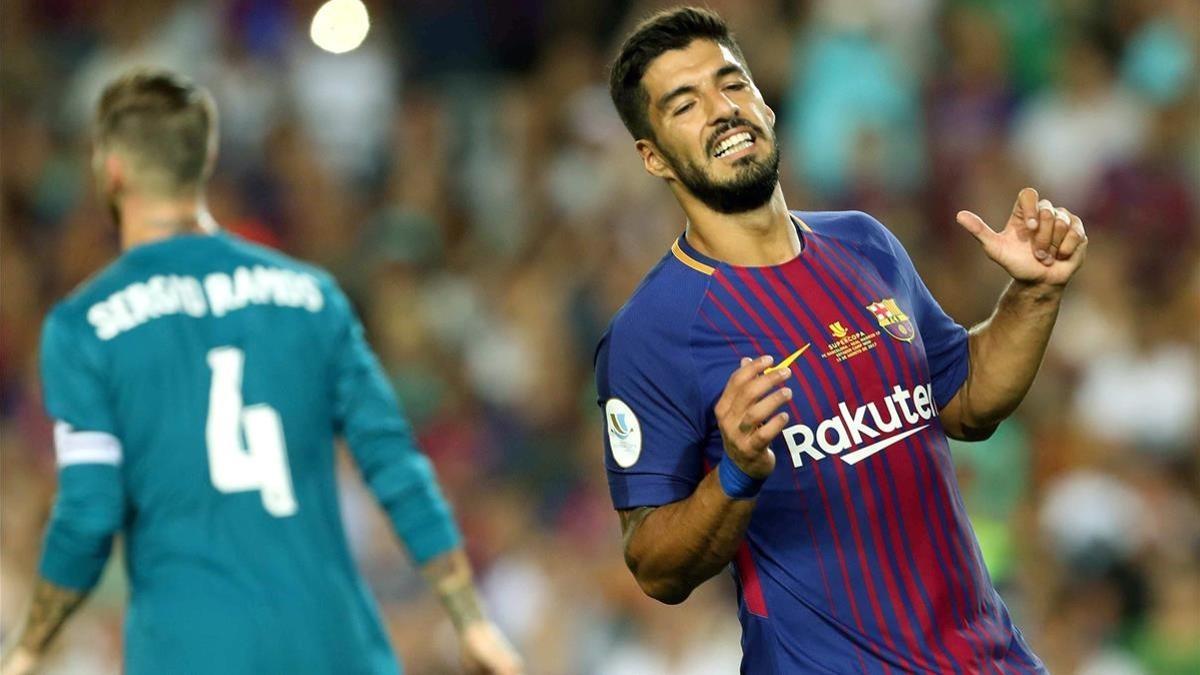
(38, 231), (459, 674)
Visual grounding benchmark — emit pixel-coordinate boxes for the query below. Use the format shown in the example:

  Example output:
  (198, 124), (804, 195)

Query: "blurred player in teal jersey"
(0, 70), (523, 675)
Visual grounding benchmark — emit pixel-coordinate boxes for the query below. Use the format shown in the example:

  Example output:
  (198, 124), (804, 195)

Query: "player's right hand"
(714, 355), (792, 480)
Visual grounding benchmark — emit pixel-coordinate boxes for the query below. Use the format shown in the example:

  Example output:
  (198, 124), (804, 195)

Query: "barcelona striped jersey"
(596, 211), (1045, 674)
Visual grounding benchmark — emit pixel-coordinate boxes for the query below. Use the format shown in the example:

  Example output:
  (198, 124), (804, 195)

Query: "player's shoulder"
(796, 209), (904, 257)
(42, 298), (84, 342)
(595, 244), (711, 403)
(49, 254), (139, 328)
(597, 243), (712, 365)
(41, 294), (106, 365)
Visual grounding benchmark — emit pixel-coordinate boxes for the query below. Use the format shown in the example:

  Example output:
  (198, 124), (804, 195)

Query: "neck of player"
(681, 186), (801, 267)
(118, 191), (218, 250)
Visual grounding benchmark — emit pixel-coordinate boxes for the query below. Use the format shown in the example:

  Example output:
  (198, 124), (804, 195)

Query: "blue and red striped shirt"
(596, 211), (1045, 674)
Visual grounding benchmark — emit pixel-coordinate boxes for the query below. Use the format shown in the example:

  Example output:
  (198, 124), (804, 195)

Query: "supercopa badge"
(605, 398), (642, 468)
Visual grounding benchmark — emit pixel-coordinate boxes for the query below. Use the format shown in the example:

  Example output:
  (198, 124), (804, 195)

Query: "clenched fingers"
(1056, 213), (1088, 259)
(748, 411), (791, 449)
(1046, 207), (1072, 264)
(739, 386), (793, 434)
(1033, 199), (1057, 261)
(731, 367), (792, 418)
(717, 356), (776, 421)
(726, 355), (773, 391)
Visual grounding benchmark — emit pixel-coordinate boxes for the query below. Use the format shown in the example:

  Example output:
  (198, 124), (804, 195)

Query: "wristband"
(717, 456), (766, 500)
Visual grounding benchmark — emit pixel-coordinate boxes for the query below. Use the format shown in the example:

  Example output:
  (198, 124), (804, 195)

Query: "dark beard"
(663, 135), (781, 214)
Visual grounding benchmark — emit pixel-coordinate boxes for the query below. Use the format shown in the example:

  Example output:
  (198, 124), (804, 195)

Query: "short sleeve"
(882, 226), (970, 409)
(595, 321), (706, 510)
(41, 309), (117, 436)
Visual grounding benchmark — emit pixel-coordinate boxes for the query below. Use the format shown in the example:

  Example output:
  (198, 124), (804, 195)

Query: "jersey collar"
(672, 213), (812, 276)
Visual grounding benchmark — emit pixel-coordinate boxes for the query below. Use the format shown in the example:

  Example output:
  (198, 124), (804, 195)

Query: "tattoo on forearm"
(17, 579), (87, 654)
(422, 552), (485, 631)
(438, 578), (485, 631)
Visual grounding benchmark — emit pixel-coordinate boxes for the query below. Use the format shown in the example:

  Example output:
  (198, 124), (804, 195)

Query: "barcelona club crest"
(866, 299), (915, 342)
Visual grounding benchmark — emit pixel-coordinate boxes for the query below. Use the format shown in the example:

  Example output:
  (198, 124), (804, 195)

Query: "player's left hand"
(0, 646), (39, 675)
(459, 620), (524, 675)
(955, 187), (1088, 288)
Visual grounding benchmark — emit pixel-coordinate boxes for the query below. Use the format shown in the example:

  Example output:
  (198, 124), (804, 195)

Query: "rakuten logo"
(784, 384), (937, 467)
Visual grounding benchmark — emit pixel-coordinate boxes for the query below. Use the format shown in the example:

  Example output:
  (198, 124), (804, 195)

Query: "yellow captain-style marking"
(763, 343), (810, 376)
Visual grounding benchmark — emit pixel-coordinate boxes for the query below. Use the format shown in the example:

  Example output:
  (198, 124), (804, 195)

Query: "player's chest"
(692, 261), (932, 439)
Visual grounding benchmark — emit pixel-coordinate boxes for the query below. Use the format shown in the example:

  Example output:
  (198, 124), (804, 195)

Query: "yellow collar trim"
(671, 239), (715, 276)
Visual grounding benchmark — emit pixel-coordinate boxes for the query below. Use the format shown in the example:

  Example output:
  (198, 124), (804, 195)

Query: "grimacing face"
(637, 39), (780, 214)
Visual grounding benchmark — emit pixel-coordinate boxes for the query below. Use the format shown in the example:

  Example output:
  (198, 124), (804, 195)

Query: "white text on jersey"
(783, 383), (937, 468)
(86, 266), (324, 340)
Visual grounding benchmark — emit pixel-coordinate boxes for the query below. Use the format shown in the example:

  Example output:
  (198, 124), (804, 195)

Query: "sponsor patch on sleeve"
(605, 398), (642, 468)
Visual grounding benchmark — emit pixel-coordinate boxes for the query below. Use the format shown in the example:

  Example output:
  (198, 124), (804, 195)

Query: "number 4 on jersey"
(206, 347), (298, 517)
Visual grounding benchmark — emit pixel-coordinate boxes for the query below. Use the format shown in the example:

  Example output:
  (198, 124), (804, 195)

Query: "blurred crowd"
(2, 0), (1197, 673)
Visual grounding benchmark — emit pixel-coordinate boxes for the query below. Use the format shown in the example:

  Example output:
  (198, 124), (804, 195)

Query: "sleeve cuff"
(406, 528), (463, 566)
(608, 474), (698, 510)
(395, 511), (463, 566)
(38, 527), (110, 591)
(931, 334), (970, 410)
(384, 482), (463, 565)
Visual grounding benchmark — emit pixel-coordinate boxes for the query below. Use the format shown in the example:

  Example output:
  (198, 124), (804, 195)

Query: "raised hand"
(955, 187), (1088, 288)
(714, 355), (793, 480)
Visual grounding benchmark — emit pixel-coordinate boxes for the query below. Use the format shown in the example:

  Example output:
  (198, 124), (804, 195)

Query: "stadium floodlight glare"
(310, 0), (370, 54)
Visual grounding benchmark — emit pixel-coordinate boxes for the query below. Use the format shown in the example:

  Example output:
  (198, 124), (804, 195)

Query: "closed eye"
(724, 82), (747, 91)
(673, 101), (695, 116)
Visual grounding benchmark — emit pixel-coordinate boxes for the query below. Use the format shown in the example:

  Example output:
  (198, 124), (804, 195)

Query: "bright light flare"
(310, 0), (370, 54)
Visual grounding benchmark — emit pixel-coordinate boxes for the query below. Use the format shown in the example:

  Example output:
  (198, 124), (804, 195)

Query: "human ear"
(636, 139), (676, 181)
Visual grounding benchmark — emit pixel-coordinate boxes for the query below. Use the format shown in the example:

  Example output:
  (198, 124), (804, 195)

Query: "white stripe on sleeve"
(54, 421), (122, 467)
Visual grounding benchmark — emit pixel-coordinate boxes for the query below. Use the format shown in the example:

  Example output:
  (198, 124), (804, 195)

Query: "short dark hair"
(609, 6), (749, 141)
(96, 68), (217, 193)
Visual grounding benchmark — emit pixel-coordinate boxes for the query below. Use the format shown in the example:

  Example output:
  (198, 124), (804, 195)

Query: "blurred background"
(1, 0), (1197, 673)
